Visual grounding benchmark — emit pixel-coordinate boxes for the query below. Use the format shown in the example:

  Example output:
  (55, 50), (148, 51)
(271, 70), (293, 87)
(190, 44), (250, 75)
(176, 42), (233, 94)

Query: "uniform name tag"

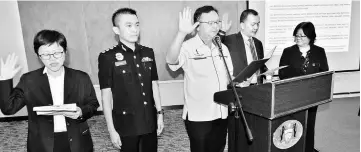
(115, 61), (127, 66)
(141, 57), (153, 62)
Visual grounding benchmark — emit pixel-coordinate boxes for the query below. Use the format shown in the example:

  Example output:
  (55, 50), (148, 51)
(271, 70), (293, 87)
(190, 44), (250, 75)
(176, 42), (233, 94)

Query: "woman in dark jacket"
(0, 30), (99, 152)
(279, 22), (329, 152)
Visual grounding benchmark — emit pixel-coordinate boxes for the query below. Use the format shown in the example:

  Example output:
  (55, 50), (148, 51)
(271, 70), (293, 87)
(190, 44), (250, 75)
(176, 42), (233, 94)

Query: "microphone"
(213, 33), (255, 142)
(212, 35), (222, 50)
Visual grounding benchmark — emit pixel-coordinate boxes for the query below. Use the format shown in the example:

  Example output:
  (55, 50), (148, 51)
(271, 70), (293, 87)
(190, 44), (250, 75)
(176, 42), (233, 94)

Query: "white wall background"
(0, 1), (28, 117)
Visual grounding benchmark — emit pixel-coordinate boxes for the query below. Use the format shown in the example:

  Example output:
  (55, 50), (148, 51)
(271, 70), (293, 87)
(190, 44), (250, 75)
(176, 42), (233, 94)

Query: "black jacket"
(222, 32), (267, 83)
(279, 44), (329, 80)
(0, 67), (99, 152)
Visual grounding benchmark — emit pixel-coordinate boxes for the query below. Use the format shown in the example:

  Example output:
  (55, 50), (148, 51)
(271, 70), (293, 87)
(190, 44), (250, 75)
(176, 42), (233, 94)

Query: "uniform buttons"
(141, 83), (144, 86)
(123, 111), (126, 115)
(69, 138), (73, 142)
(134, 56), (136, 59)
(143, 92), (145, 96)
(66, 122), (70, 126)
(139, 74), (142, 77)
(122, 70), (126, 73)
(136, 64), (139, 68)
(144, 101), (147, 105)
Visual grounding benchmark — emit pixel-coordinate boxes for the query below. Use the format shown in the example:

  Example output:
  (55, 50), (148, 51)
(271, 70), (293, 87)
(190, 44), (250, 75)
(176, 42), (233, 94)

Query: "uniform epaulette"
(101, 44), (117, 53)
(139, 45), (151, 51)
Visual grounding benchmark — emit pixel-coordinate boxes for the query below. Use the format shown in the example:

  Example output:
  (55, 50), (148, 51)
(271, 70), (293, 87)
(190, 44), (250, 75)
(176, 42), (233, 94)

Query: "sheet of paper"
(260, 65), (288, 76)
(36, 111), (69, 115)
(264, 46), (277, 59)
(33, 103), (76, 112)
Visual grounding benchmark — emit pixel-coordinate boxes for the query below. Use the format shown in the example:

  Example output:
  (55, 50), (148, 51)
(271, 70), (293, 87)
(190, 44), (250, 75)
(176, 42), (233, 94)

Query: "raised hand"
(0, 53), (22, 80)
(178, 7), (199, 35)
(221, 13), (232, 33)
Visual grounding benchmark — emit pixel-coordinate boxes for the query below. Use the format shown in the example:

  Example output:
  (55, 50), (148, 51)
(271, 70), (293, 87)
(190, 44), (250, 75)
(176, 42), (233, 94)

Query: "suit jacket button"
(66, 122), (70, 126)
(69, 138), (72, 142)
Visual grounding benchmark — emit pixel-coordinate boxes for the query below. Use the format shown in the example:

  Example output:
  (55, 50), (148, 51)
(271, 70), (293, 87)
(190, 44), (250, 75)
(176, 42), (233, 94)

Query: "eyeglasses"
(199, 20), (222, 26)
(39, 52), (64, 60)
(295, 35), (307, 38)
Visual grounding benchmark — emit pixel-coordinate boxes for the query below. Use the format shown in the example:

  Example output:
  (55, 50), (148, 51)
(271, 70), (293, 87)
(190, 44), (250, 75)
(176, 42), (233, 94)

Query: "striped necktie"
(248, 38), (258, 61)
(248, 38), (260, 84)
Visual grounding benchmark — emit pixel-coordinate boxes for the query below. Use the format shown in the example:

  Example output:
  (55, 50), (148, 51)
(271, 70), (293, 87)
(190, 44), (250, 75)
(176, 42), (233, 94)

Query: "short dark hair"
(193, 6), (219, 23)
(33, 29), (67, 55)
(293, 22), (317, 45)
(112, 8), (137, 27)
(240, 9), (258, 23)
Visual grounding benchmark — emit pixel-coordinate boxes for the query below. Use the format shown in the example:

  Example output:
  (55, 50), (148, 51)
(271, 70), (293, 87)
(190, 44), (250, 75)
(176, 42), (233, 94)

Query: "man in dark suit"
(0, 30), (99, 152)
(218, 9), (268, 152)
(220, 9), (267, 86)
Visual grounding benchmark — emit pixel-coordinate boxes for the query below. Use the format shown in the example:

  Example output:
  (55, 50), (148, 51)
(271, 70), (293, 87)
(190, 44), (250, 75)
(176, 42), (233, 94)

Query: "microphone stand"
(213, 36), (254, 142)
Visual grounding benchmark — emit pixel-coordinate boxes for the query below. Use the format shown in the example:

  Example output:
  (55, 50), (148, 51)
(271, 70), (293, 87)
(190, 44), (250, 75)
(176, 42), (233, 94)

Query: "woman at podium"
(279, 22), (329, 152)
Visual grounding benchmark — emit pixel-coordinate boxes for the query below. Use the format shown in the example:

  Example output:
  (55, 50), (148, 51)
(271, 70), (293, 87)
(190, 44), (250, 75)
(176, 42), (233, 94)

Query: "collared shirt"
(98, 41), (159, 136)
(43, 67), (67, 132)
(241, 31), (258, 83)
(168, 34), (233, 121)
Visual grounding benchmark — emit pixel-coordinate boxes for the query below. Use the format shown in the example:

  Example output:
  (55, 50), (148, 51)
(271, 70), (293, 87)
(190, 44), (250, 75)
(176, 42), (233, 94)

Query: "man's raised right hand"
(178, 7), (199, 35)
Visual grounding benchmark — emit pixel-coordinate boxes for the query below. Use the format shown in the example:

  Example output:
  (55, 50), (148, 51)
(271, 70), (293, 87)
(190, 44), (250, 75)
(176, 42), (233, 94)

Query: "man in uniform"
(98, 8), (164, 152)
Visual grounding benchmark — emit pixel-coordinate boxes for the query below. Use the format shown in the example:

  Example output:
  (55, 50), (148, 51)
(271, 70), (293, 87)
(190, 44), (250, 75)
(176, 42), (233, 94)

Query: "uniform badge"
(141, 57), (153, 62)
(121, 45), (127, 51)
(115, 61), (127, 66)
(194, 49), (204, 57)
(192, 49), (206, 60)
(115, 53), (124, 61)
(273, 120), (303, 149)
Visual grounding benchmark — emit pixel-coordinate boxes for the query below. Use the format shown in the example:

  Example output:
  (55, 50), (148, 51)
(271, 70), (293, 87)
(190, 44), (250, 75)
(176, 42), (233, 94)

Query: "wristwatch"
(157, 109), (164, 115)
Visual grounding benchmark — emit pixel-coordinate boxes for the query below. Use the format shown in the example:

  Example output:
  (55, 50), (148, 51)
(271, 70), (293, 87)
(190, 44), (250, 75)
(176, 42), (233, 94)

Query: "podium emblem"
(273, 120), (303, 149)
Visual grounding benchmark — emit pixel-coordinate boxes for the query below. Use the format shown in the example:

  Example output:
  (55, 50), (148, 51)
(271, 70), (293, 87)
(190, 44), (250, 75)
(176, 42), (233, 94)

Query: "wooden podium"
(214, 71), (334, 152)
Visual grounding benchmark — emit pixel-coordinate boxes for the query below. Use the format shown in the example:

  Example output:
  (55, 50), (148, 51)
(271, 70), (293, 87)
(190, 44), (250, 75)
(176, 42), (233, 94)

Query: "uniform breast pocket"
(112, 108), (136, 133)
(142, 62), (152, 75)
(115, 65), (133, 84)
(190, 57), (213, 76)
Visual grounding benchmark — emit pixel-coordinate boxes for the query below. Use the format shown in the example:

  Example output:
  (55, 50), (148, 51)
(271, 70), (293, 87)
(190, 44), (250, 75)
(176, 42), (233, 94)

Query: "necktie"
(248, 38), (260, 84)
(248, 38), (258, 61)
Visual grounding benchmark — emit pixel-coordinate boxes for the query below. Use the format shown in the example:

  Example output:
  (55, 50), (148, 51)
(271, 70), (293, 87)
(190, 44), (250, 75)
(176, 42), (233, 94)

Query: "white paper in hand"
(260, 65), (288, 76)
(264, 46), (277, 59)
(33, 103), (76, 112)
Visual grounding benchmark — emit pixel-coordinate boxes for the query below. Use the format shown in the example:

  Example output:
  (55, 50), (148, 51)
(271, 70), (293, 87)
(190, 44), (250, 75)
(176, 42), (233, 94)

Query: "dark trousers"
(184, 117), (228, 152)
(305, 106), (318, 152)
(54, 132), (71, 152)
(120, 131), (157, 152)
